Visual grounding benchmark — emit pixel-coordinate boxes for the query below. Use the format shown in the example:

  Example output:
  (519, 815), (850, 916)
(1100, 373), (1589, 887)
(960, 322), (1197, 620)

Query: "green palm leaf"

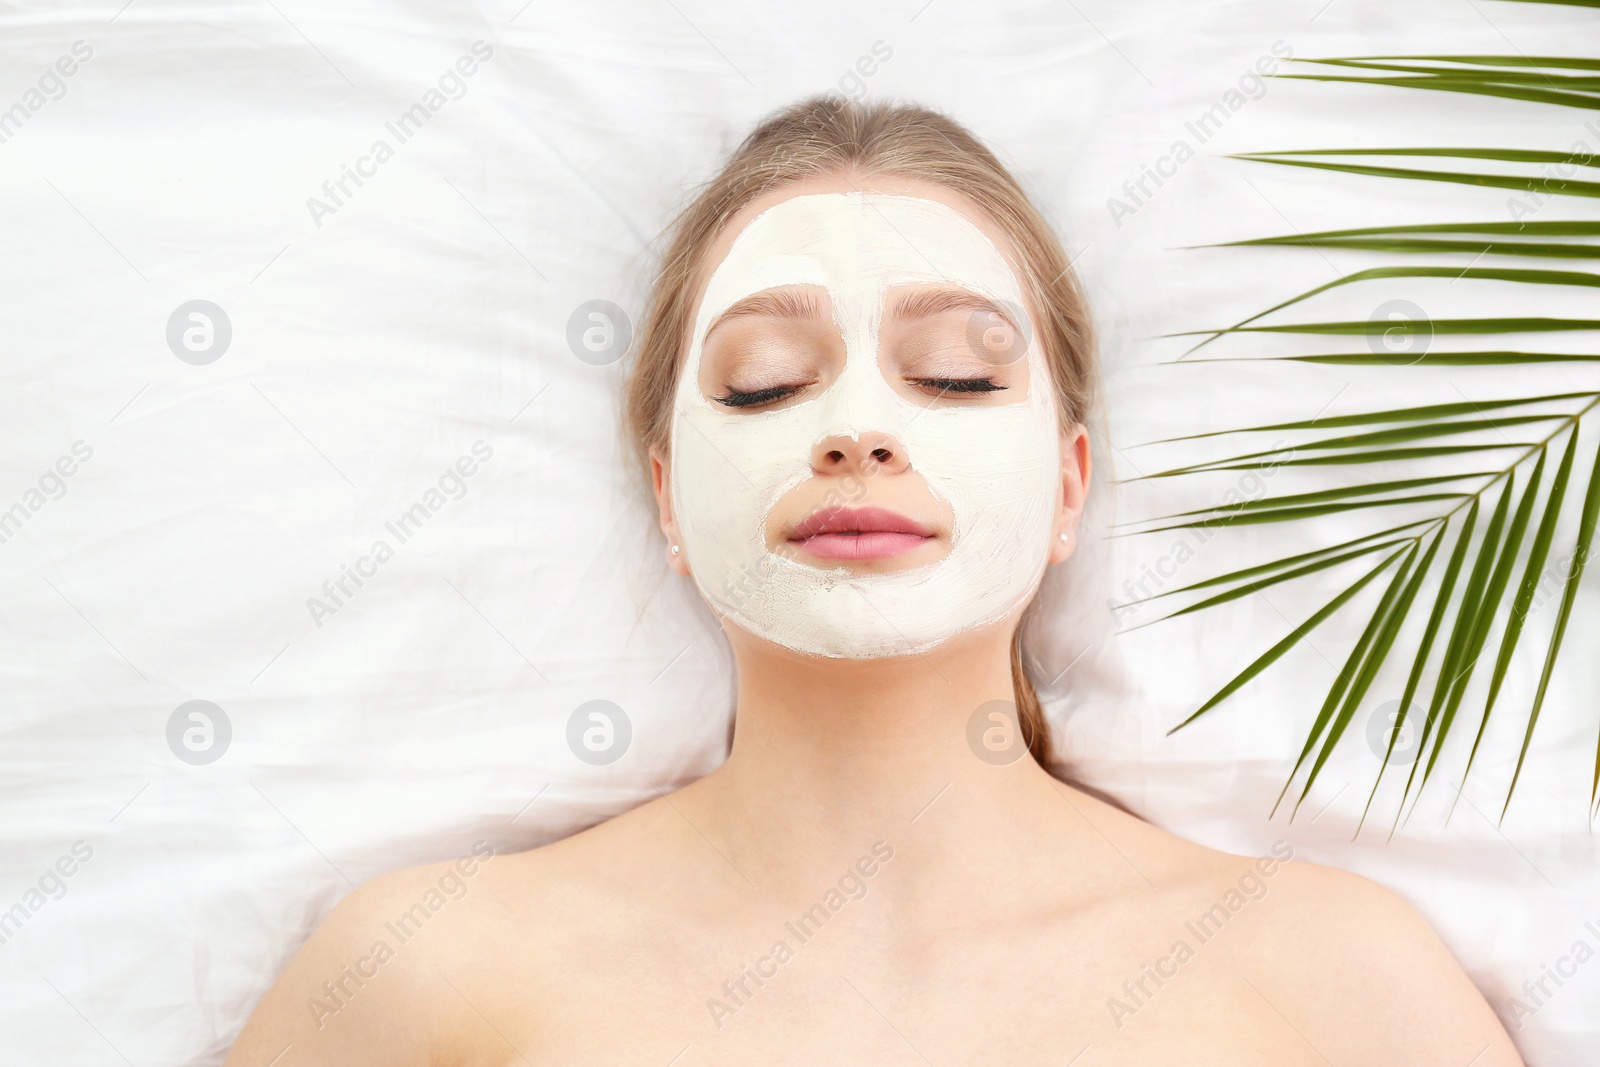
(1505, 428), (1600, 818)
(1460, 430), (1579, 797)
(1363, 503), (1479, 839)
(1167, 550), (1409, 733)
(1195, 351), (1600, 367)
(1120, 538), (1414, 631)
(1445, 448), (1552, 819)
(1228, 153), (1600, 195)
(1199, 219), (1600, 244)
(1276, 543), (1424, 819)
(1116, 475), (1490, 524)
(1282, 63), (1600, 88)
(1144, 435), (1544, 482)
(1401, 471), (1518, 813)
(1218, 238), (1600, 259)
(1273, 72), (1600, 111)
(1242, 146), (1600, 166)
(1145, 394), (1591, 442)
(1120, 521), (1438, 605)
(1178, 266), (1600, 358)
(1136, 21), (1600, 827)
(1167, 317), (1600, 344)
(1306, 54), (1600, 69)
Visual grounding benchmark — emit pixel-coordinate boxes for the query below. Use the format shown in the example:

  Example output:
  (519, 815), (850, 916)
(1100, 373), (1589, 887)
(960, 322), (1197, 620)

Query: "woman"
(225, 97), (1523, 1066)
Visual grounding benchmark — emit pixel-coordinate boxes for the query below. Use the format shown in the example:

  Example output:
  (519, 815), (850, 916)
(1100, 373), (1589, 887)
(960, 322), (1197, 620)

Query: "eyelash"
(712, 378), (1006, 408)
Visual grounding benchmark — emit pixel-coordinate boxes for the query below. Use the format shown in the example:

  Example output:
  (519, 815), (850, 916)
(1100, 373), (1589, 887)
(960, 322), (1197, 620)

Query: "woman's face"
(657, 171), (1075, 660)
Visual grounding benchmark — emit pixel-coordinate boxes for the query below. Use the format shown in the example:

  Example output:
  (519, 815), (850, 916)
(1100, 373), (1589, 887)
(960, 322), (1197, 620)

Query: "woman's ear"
(1049, 422), (1092, 565)
(650, 444), (691, 577)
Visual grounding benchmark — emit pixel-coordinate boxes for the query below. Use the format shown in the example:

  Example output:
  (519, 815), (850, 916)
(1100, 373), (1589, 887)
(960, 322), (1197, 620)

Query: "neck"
(683, 613), (1074, 914)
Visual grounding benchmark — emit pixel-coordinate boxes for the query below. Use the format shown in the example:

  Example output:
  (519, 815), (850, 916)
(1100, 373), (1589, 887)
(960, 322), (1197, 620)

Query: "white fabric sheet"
(1, 0), (1596, 1063)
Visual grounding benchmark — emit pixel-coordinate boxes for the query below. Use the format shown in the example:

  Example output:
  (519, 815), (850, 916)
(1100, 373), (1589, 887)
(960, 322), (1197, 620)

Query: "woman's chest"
(455, 919), (1334, 1067)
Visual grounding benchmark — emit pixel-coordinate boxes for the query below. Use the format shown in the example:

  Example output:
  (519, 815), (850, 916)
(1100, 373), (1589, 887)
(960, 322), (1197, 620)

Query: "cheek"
(909, 405), (1057, 501)
(670, 402), (815, 553)
(890, 395), (1060, 638)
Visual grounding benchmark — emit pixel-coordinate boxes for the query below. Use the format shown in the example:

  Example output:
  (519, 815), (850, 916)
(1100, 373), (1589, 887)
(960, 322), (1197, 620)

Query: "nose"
(810, 429), (910, 478)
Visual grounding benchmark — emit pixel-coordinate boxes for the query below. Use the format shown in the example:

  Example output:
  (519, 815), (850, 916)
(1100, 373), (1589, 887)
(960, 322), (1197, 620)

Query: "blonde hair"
(621, 94), (1097, 766)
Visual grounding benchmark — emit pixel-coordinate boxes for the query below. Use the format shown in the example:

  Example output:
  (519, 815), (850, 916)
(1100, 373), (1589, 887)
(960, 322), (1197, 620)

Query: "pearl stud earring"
(1058, 532), (1069, 543)
(671, 544), (680, 555)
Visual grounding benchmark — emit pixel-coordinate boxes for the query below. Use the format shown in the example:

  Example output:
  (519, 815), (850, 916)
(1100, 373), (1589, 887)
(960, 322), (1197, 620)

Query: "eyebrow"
(887, 286), (1016, 328)
(703, 285), (1020, 337)
(706, 287), (827, 336)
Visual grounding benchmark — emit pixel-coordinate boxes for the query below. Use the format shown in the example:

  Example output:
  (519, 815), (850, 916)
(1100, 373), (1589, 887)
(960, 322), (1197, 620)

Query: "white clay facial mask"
(669, 191), (1061, 659)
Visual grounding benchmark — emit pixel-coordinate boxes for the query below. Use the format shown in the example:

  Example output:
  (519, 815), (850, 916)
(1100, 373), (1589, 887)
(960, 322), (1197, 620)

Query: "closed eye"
(712, 377), (1006, 409)
(712, 383), (806, 408)
(910, 377), (1006, 396)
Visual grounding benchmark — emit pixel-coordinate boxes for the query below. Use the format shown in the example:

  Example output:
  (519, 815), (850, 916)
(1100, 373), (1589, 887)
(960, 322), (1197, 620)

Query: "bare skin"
(224, 171), (1524, 1067)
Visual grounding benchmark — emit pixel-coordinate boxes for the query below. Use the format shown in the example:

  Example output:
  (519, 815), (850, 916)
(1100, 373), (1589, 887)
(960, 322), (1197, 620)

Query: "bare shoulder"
(1046, 789), (1522, 1064)
(1231, 851), (1524, 1066)
(223, 842), (502, 1067)
(225, 793), (699, 1066)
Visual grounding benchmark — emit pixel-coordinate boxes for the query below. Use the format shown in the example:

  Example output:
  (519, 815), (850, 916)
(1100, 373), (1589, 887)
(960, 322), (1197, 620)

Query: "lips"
(786, 505), (936, 561)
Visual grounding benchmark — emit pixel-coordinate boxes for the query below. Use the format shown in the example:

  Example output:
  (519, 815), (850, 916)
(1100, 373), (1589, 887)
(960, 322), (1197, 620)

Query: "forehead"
(693, 192), (1024, 328)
